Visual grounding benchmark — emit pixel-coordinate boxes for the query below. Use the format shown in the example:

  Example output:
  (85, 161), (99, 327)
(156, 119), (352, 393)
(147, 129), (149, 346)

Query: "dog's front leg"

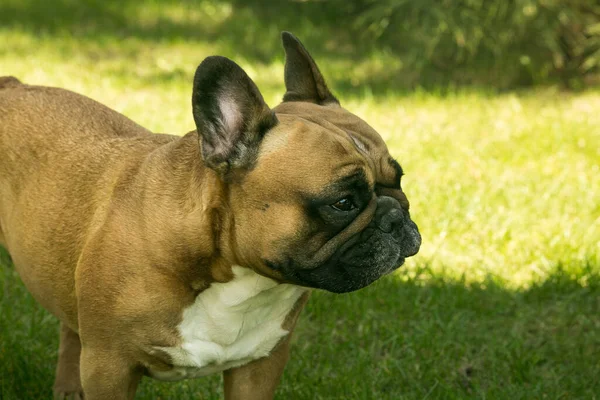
(223, 291), (309, 400)
(223, 333), (293, 400)
(53, 323), (83, 400)
(79, 347), (143, 400)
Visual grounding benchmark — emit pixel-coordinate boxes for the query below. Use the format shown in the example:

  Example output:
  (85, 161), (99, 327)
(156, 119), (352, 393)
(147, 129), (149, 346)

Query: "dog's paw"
(53, 389), (84, 400)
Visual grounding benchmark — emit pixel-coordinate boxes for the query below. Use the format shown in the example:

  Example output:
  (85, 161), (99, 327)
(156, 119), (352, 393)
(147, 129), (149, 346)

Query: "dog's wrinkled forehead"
(273, 102), (401, 188)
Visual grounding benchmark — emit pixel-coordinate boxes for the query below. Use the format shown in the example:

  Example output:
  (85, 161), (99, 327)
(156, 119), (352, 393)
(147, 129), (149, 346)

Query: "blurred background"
(0, 1), (599, 399)
(2, 0), (599, 91)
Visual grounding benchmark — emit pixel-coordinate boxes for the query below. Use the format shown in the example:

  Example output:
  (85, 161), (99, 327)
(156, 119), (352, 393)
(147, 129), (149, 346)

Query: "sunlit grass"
(377, 90), (600, 286)
(1, 1), (599, 399)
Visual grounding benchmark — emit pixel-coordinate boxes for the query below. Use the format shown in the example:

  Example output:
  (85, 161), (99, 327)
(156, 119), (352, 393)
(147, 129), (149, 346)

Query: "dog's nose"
(377, 208), (403, 233)
(374, 196), (404, 233)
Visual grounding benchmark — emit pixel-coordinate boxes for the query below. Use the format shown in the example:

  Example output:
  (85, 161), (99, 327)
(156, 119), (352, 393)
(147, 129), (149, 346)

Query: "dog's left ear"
(281, 32), (339, 105)
(192, 56), (278, 176)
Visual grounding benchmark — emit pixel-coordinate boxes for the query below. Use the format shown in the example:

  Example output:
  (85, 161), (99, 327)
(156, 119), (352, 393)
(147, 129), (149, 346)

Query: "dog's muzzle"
(276, 195), (421, 293)
(337, 195), (421, 273)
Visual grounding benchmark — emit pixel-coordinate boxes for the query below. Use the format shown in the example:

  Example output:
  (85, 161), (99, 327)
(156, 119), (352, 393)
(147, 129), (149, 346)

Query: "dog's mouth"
(269, 208), (421, 293)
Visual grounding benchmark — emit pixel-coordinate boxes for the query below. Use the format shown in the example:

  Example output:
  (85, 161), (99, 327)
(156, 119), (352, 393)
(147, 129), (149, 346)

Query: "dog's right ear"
(192, 56), (278, 176)
(281, 32), (339, 106)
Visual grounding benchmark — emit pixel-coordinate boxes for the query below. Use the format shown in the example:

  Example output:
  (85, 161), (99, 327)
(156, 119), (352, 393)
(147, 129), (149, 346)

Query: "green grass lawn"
(1, 1), (599, 399)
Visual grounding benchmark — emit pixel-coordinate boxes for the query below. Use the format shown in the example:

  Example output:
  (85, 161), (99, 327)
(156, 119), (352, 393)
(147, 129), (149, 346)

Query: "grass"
(1, 1), (599, 399)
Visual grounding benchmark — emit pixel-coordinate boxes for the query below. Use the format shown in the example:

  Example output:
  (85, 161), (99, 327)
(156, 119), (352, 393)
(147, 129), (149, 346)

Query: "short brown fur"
(0, 33), (419, 400)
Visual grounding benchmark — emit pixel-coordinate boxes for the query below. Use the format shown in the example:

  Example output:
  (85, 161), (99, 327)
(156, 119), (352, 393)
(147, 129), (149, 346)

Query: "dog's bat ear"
(281, 32), (339, 106)
(192, 56), (278, 176)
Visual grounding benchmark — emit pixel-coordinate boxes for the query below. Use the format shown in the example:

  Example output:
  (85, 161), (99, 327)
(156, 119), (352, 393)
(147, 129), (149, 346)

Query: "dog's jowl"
(0, 32), (420, 399)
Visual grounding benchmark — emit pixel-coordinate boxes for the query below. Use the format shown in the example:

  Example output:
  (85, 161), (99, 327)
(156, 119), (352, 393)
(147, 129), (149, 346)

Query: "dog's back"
(0, 76), (22, 89)
(0, 76), (163, 233)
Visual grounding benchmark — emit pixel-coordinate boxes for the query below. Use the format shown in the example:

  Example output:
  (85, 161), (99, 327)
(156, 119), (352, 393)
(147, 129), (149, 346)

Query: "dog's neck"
(113, 131), (237, 288)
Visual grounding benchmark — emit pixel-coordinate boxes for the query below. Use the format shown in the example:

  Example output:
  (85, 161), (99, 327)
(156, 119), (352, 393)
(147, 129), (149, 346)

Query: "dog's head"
(192, 32), (421, 293)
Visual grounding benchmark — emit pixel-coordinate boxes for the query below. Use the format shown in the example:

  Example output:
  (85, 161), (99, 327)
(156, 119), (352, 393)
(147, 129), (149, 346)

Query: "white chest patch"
(149, 266), (306, 381)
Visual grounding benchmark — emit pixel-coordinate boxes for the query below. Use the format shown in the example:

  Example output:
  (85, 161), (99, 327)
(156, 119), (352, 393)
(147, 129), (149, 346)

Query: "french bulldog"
(0, 32), (420, 399)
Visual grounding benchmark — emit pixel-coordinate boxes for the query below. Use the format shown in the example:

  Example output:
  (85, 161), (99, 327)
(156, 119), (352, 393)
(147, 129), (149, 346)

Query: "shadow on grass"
(1, 243), (598, 399)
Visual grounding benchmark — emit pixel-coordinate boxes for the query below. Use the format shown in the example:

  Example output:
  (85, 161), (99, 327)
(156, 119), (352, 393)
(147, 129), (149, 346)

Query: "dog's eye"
(330, 197), (356, 212)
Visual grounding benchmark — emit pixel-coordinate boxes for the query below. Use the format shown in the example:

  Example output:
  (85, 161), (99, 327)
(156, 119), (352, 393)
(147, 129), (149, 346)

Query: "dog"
(0, 32), (421, 399)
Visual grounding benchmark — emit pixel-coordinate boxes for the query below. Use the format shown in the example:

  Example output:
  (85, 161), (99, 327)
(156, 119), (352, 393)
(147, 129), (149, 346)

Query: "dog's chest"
(148, 266), (306, 381)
